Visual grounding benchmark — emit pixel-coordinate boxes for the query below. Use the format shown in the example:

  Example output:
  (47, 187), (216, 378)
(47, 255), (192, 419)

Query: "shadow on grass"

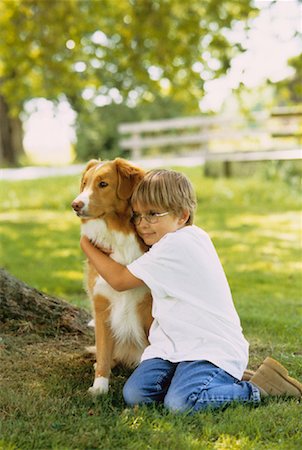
(1, 332), (301, 450)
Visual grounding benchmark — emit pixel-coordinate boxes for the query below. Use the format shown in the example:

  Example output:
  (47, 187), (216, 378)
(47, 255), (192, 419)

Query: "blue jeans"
(123, 358), (261, 413)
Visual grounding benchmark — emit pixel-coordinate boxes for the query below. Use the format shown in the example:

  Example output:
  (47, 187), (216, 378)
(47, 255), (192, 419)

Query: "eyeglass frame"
(131, 211), (169, 225)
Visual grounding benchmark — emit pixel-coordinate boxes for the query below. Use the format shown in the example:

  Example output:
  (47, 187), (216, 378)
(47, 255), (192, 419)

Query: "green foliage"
(0, 0), (257, 115)
(1, 167), (301, 449)
(0, 0), (87, 113)
(0, 0), (260, 164)
(275, 54), (302, 104)
(76, 95), (190, 161)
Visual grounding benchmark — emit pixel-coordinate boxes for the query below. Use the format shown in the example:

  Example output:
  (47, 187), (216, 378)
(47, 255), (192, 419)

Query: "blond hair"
(131, 169), (197, 225)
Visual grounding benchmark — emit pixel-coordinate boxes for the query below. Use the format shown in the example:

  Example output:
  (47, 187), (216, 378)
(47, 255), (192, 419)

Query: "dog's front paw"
(87, 319), (95, 328)
(88, 376), (109, 396)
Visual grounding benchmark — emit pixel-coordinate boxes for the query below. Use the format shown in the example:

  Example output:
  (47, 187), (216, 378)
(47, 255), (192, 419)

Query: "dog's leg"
(88, 295), (114, 396)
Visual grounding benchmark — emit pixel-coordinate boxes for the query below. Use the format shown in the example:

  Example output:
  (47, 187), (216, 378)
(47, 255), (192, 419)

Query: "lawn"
(0, 166), (301, 449)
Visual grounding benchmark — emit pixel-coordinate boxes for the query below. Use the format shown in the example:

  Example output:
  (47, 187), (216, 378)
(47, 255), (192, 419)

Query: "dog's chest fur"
(81, 219), (148, 348)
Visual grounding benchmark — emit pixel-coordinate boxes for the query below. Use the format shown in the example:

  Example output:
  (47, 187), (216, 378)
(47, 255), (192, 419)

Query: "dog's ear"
(80, 159), (100, 190)
(115, 158), (144, 200)
(84, 159), (100, 173)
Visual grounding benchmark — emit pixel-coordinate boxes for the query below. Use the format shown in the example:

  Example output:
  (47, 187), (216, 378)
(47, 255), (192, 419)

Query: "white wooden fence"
(118, 108), (302, 175)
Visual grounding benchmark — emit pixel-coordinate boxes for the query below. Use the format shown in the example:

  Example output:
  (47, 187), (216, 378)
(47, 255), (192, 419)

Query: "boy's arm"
(80, 236), (145, 292)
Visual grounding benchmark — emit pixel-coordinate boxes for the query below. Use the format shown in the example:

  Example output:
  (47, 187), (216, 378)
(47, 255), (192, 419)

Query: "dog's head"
(71, 158), (145, 219)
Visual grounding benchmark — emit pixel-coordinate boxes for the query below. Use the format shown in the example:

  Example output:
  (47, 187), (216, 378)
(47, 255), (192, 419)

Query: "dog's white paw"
(84, 345), (96, 355)
(88, 376), (109, 396)
(87, 319), (95, 328)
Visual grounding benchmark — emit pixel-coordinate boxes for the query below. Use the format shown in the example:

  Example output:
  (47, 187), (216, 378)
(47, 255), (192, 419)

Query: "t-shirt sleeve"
(127, 233), (190, 298)
(127, 247), (166, 298)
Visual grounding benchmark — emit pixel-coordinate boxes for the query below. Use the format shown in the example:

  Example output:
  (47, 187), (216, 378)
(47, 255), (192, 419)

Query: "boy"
(80, 169), (302, 413)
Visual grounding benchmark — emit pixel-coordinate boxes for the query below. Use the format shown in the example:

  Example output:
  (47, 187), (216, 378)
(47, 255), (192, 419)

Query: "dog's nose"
(71, 200), (84, 212)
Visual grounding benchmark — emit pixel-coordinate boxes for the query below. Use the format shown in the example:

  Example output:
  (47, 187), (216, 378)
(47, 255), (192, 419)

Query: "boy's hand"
(80, 235), (91, 253)
(80, 235), (112, 256)
(79, 236), (144, 291)
(94, 244), (112, 256)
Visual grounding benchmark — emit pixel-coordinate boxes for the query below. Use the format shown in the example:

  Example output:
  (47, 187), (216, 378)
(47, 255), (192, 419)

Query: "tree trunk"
(0, 268), (90, 335)
(0, 95), (24, 166)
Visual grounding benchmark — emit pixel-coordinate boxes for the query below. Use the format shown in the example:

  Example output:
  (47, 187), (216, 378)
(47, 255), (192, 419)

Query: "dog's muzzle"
(71, 199), (85, 216)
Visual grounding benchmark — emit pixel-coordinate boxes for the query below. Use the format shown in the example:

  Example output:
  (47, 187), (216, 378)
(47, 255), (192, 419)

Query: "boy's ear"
(115, 158), (145, 200)
(179, 210), (190, 224)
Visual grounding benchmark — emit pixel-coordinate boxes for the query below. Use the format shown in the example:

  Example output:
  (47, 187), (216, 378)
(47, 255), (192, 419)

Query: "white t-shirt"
(127, 225), (249, 379)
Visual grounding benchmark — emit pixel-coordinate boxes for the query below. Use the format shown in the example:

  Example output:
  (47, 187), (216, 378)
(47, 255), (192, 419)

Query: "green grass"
(0, 167), (302, 449)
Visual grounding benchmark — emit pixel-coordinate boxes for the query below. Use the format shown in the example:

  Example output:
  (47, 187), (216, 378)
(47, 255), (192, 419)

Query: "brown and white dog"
(72, 158), (152, 395)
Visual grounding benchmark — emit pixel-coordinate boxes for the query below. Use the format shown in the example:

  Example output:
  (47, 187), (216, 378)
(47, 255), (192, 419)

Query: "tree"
(0, 268), (90, 335)
(0, 0), (92, 165)
(0, 0), (258, 165)
(0, 95), (24, 165)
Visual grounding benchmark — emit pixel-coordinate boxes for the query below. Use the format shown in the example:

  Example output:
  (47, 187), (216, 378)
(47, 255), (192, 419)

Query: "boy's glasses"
(131, 211), (169, 225)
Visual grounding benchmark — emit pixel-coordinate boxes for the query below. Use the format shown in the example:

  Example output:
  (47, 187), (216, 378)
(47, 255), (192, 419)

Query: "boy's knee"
(122, 385), (136, 406)
(123, 382), (142, 406)
(163, 391), (189, 413)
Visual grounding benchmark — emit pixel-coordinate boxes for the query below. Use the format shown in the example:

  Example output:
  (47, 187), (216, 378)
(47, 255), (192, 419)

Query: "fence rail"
(118, 108), (302, 175)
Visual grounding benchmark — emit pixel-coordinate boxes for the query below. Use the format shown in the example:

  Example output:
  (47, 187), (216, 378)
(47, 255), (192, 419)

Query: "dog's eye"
(98, 181), (108, 188)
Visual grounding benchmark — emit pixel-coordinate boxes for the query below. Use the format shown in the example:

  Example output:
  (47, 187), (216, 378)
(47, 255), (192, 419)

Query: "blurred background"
(0, 0), (301, 170)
